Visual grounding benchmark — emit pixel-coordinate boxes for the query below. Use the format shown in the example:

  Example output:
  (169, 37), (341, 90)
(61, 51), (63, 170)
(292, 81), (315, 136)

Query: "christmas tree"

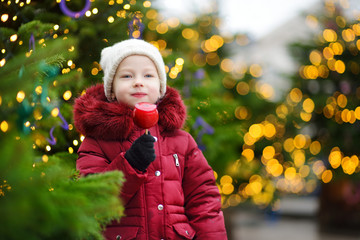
(0, 2), (125, 239)
(284, 0), (360, 231)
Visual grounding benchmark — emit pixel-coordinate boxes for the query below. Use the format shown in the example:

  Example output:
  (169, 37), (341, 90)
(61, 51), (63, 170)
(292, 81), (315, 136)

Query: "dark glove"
(125, 133), (156, 172)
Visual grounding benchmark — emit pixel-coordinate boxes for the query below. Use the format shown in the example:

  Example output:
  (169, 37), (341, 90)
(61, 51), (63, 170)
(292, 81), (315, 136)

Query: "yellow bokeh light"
(293, 149), (305, 167)
(276, 104), (288, 119)
(236, 82), (250, 95)
(222, 76), (236, 89)
(175, 58), (184, 66)
(1, 14), (9, 22)
(214, 171), (218, 180)
(258, 83), (274, 99)
(284, 167), (296, 180)
(263, 146), (275, 160)
(249, 64), (263, 78)
(309, 50), (322, 66)
(146, 9), (157, 20)
(91, 67), (99, 76)
(206, 52), (220, 65)
(266, 159), (283, 177)
(51, 108), (59, 117)
(220, 59), (234, 72)
(143, 0), (151, 7)
(322, 170), (333, 183)
(323, 47), (334, 59)
(68, 147), (74, 154)
(1, 121), (9, 132)
(242, 148), (254, 162)
(341, 155), (359, 175)
(42, 155), (48, 163)
(0, 58), (6, 67)
(303, 98), (315, 113)
(342, 29), (355, 42)
(244, 132), (257, 146)
(10, 34), (18, 42)
(249, 124), (263, 139)
(309, 141), (321, 155)
(284, 138), (295, 152)
(336, 16), (346, 28)
(318, 65), (329, 78)
(235, 106), (250, 120)
(33, 109), (42, 121)
(63, 90), (72, 101)
(107, 16), (115, 23)
(193, 53), (206, 67)
(299, 165), (310, 178)
(220, 175), (233, 185)
(323, 104), (335, 118)
(337, 94), (347, 108)
(323, 29), (337, 42)
(35, 86), (42, 95)
(182, 28), (195, 40)
(329, 149), (342, 169)
(156, 22), (168, 34)
(222, 183), (234, 195)
(289, 88), (302, 103)
(246, 182), (262, 196)
(300, 111), (312, 122)
(327, 58), (336, 71)
(355, 106), (360, 119)
(331, 42), (343, 55)
(335, 60), (345, 74)
(303, 65), (319, 79)
(263, 123), (276, 138)
(294, 134), (306, 149)
(353, 23), (360, 36)
(16, 91), (25, 103)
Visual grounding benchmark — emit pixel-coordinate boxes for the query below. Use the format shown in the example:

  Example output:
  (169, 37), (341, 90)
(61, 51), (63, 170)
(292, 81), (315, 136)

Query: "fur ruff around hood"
(73, 84), (187, 141)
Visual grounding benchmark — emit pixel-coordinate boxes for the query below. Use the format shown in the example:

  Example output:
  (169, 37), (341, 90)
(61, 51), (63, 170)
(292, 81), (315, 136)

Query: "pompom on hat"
(100, 39), (167, 101)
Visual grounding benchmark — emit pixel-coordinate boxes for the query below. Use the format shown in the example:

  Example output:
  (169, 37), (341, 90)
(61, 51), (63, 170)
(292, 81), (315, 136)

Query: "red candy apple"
(133, 102), (159, 132)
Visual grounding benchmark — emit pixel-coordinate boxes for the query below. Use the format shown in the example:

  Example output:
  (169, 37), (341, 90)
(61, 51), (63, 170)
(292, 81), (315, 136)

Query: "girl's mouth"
(132, 93), (147, 98)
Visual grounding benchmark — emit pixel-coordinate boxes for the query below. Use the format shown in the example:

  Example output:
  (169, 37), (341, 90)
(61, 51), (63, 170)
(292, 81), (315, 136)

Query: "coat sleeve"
(76, 137), (147, 205)
(182, 134), (228, 240)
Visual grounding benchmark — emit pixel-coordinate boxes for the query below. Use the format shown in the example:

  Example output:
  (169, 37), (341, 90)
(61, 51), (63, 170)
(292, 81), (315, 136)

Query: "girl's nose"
(133, 77), (144, 87)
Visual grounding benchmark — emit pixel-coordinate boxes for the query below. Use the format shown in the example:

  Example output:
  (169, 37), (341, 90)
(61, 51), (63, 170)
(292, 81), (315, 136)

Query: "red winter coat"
(73, 84), (227, 240)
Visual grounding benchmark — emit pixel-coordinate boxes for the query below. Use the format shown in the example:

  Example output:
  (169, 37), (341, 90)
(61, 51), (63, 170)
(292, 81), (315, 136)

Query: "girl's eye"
(121, 75), (132, 78)
(145, 74), (154, 78)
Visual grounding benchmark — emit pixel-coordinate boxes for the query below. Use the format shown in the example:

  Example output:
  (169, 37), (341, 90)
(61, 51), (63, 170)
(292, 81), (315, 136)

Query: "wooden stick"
(145, 129), (149, 135)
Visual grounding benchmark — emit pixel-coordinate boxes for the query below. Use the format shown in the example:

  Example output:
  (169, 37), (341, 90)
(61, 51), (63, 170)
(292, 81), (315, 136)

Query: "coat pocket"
(105, 226), (139, 240)
(173, 223), (196, 239)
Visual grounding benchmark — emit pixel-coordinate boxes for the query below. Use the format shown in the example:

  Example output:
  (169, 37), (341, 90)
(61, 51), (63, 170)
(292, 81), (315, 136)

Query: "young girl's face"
(112, 55), (161, 108)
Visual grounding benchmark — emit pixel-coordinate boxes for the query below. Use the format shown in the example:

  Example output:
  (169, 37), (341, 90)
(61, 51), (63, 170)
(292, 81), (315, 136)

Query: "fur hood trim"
(73, 84), (187, 141)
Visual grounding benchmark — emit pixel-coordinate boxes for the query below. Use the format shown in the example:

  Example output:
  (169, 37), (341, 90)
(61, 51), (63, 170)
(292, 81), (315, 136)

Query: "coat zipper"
(173, 153), (182, 180)
(173, 153), (180, 166)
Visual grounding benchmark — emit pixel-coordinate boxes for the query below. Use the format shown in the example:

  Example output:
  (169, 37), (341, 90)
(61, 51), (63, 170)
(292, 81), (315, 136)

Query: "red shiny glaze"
(133, 102), (159, 129)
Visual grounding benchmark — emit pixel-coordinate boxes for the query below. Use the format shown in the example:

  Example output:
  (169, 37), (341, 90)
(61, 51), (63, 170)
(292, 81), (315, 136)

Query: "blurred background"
(1, 0), (360, 239)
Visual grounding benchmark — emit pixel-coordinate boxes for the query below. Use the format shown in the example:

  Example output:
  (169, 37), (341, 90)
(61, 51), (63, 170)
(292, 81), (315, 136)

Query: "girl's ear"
(110, 92), (116, 101)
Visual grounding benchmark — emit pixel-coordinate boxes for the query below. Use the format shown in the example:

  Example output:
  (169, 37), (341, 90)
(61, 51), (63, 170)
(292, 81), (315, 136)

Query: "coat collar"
(73, 84), (187, 141)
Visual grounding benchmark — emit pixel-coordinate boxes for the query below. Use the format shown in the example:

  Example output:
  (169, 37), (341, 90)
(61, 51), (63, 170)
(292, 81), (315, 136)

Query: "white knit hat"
(100, 39), (167, 101)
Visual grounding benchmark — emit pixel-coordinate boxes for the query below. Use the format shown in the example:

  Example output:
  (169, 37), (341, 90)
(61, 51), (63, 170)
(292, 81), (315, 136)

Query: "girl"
(73, 39), (227, 240)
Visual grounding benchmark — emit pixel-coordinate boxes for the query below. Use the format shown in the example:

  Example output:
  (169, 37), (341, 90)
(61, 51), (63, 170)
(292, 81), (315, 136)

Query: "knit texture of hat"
(100, 39), (167, 101)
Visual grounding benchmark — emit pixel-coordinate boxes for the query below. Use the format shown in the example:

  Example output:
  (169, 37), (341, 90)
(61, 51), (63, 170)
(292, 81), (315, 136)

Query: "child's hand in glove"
(125, 133), (156, 172)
